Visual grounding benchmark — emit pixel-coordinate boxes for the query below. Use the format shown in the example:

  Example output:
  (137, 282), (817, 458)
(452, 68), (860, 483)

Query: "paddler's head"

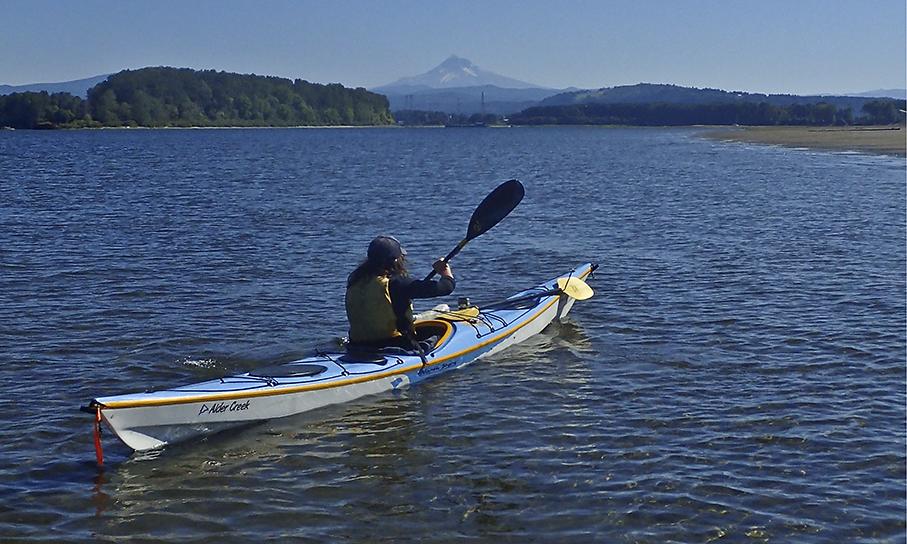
(367, 235), (407, 271)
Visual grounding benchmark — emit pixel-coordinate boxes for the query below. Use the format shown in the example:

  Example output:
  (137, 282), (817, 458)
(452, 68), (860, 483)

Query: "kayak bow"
(86, 263), (597, 454)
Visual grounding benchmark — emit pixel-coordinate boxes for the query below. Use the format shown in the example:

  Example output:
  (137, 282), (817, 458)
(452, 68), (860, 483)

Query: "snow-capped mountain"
(375, 55), (545, 92)
(370, 55), (563, 114)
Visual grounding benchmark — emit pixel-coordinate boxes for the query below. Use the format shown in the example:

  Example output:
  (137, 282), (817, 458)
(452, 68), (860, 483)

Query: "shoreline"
(5, 124), (907, 158)
(700, 125), (906, 157)
(0, 124), (402, 131)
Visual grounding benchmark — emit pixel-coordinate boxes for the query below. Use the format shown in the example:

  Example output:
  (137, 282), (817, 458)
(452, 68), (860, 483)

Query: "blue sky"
(2, 0), (904, 94)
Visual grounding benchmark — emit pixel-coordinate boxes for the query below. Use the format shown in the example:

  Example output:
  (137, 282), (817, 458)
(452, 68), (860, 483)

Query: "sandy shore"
(701, 126), (906, 157)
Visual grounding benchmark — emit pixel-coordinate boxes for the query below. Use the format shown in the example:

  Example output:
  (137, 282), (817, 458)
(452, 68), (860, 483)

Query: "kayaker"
(345, 235), (454, 349)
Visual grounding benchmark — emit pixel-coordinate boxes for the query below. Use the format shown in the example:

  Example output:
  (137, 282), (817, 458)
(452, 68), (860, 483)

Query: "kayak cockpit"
(342, 319), (454, 362)
(248, 363), (328, 379)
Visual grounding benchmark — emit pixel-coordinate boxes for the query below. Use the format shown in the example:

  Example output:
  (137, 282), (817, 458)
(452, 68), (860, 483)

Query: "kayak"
(85, 263), (597, 456)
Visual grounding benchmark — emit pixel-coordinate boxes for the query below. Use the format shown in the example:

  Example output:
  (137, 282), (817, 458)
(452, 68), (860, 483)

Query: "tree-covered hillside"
(0, 91), (88, 129)
(540, 83), (895, 112)
(0, 67), (394, 128)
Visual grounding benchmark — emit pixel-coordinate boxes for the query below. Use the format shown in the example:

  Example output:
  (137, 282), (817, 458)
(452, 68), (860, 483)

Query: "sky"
(2, 0), (905, 95)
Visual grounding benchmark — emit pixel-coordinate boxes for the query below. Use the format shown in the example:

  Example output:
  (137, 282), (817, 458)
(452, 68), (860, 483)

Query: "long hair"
(347, 255), (408, 288)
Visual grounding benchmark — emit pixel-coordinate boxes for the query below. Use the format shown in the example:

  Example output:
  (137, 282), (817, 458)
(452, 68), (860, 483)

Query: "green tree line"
(510, 100), (906, 126)
(0, 67), (393, 129)
(0, 91), (89, 129)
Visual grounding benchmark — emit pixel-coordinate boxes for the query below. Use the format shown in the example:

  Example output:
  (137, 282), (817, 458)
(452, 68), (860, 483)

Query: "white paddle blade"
(557, 277), (594, 300)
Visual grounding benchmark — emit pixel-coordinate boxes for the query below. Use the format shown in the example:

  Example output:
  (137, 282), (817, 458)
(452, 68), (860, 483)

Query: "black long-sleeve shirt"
(388, 274), (456, 333)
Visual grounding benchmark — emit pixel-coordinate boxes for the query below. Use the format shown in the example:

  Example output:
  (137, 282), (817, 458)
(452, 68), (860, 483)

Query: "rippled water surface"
(1, 127), (904, 542)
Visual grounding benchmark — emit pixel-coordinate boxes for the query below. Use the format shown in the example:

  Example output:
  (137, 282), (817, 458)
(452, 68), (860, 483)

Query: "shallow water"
(0, 127), (904, 542)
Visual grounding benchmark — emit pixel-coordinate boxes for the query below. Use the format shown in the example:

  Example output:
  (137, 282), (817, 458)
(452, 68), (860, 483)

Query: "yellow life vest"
(345, 275), (408, 343)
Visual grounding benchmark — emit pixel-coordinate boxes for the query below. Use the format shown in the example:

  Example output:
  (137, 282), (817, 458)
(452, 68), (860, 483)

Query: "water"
(0, 127), (904, 542)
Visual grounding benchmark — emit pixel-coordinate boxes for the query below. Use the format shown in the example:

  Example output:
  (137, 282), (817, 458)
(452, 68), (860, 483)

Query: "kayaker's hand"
(433, 259), (453, 279)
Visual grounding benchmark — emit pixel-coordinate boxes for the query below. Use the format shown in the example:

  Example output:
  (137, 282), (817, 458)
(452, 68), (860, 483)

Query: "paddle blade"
(557, 277), (594, 300)
(466, 179), (524, 241)
(426, 179), (525, 282)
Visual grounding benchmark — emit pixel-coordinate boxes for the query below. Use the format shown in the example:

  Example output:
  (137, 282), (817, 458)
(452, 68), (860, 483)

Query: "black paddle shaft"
(424, 179), (525, 281)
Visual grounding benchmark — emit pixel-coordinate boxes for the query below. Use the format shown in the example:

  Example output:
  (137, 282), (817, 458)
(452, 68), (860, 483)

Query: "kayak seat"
(249, 363), (328, 378)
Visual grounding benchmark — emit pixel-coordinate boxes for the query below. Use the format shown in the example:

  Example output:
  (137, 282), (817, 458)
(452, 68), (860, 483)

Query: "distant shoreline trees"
(0, 67), (393, 129)
(508, 100), (906, 126)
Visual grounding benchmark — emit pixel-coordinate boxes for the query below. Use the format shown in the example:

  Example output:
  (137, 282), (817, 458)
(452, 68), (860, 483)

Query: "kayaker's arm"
(391, 275), (455, 299)
(389, 273), (456, 333)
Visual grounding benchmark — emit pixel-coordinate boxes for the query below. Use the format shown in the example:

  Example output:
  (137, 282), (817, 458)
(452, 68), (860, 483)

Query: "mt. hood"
(375, 55), (544, 92)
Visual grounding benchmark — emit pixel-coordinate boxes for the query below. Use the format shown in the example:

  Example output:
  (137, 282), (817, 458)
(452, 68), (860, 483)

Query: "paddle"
(423, 179), (525, 281)
(410, 179), (524, 364)
(481, 276), (594, 310)
(557, 277), (594, 300)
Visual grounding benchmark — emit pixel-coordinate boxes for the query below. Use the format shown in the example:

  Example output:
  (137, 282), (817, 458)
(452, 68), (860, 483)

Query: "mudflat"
(702, 126), (906, 157)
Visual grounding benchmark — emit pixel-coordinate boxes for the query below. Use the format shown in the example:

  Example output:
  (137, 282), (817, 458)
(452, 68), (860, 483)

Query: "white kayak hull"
(88, 263), (596, 452)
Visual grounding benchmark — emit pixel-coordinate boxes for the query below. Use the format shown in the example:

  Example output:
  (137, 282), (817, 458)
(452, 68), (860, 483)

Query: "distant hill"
(846, 89), (907, 100)
(540, 83), (889, 111)
(372, 56), (566, 115)
(0, 74), (110, 97)
(0, 67), (393, 129)
(511, 83), (906, 126)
